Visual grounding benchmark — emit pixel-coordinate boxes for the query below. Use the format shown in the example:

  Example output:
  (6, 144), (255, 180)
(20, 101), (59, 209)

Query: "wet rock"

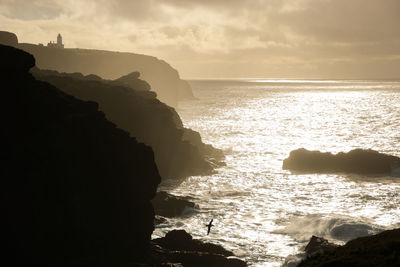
(152, 230), (246, 267)
(152, 191), (197, 217)
(304, 236), (338, 256)
(283, 148), (400, 175)
(154, 230), (233, 257)
(299, 228), (400, 267)
(155, 215), (168, 225)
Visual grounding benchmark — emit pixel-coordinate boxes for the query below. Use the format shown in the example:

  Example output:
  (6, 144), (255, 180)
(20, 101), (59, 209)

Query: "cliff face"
(1, 44), (161, 265)
(32, 68), (223, 180)
(18, 43), (194, 107)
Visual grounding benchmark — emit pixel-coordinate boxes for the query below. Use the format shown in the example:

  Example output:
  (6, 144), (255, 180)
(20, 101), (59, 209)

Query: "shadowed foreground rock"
(1, 44), (161, 265)
(283, 148), (400, 175)
(153, 230), (246, 267)
(299, 228), (400, 266)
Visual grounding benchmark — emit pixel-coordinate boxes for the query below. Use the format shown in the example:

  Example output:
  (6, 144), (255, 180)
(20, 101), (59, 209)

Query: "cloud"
(0, 0), (399, 78)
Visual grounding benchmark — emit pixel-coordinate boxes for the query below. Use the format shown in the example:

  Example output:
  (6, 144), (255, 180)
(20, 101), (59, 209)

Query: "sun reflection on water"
(154, 80), (400, 266)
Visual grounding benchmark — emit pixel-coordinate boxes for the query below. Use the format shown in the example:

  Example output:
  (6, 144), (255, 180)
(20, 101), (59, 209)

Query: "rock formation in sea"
(283, 148), (400, 175)
(152, 230), (247, 267)
(1, 44), (161, 265)
(299, 228), (400, 266)
(16, 40), (194, 107)
(31, 67), (223, 179)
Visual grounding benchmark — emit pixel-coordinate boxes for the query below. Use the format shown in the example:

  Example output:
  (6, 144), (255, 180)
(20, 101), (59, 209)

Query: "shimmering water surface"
(153, 80), (400, 266)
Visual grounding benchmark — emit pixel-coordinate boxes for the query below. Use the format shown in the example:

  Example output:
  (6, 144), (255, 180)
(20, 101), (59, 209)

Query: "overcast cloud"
(1, 0), (399, 78)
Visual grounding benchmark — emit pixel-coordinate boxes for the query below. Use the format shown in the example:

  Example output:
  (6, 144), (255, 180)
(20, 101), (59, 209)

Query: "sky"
(1, 0), (400, 79)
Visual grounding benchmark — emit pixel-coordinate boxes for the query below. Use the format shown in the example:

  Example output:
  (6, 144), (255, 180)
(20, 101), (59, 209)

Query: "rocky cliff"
(1, 44), (161, 265)
(17, 42), (194, 107)
(31, 67), (223, 179)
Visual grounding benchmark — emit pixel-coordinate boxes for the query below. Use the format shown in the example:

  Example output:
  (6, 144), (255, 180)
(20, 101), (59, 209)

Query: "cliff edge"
(18, 42), (194, 107)
(1, 44), (161, 265)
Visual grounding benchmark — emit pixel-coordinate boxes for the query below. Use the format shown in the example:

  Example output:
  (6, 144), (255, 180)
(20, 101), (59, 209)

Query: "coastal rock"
(1, 44), (161, 265)
(32, 68), (223, 179)
(304, 236), (339, 256)
(154, 230), (233, 256)
(299, 228), (400, 266)
(0, 30), (18, 47)
(152, 191), (197, 218)
(153, 230), (246, 267)
(283, 148), (400, 175)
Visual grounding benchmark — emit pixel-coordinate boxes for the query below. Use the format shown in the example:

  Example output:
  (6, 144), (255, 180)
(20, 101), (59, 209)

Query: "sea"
(152, 79), (400, 266)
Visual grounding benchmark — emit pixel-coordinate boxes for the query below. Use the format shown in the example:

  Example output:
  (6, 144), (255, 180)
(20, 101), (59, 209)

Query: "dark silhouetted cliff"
(18, 42), (194, 107)
(32, 67), (223, 180)
(1, 44), (161, 265)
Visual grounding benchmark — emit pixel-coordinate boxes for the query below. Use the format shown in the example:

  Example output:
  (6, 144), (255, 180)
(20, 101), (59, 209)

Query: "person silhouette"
(206, 219), (213, 235)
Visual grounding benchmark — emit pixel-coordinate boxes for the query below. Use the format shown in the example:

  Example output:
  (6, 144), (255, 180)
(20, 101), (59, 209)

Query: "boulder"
(283, 148), (400, 175)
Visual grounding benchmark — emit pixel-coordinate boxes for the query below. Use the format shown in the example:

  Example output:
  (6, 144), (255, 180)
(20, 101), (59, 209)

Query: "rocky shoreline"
(2, 32), (399, 266)
(1, 43), (244, 266)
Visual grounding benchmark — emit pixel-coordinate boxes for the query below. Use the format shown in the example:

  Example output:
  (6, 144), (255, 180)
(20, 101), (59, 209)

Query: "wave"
(274, 214), (384, 243)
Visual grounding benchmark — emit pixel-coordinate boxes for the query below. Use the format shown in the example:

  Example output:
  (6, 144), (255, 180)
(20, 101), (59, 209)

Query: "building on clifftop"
(47, 33), (64, 48)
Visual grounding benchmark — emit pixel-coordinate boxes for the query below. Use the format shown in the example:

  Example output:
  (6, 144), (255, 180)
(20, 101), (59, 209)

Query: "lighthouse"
(57, 33), (63, 48)
(47, 33), (64, 48)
